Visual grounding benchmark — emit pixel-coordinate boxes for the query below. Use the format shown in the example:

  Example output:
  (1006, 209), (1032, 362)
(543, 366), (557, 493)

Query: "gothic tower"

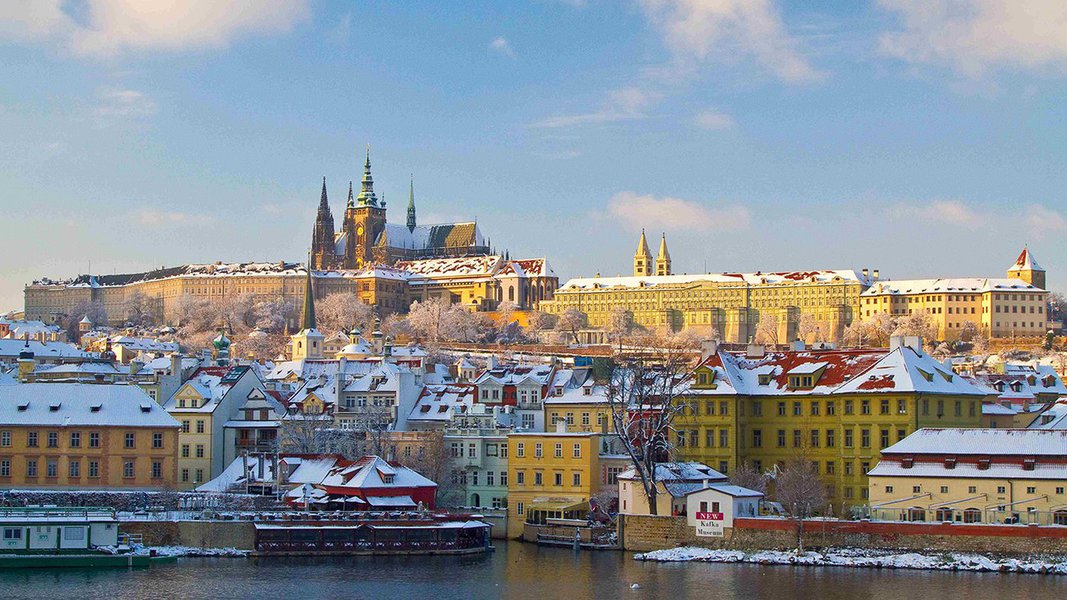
(407, 174), (417, 233)
(310, 177), (335, 269)
(291, 261), (324, 361)
(1007, 246), (1046, 290)
(341, 147), (388, 269)
(656, 233), (672, 276)
(634, 229), (653, 277)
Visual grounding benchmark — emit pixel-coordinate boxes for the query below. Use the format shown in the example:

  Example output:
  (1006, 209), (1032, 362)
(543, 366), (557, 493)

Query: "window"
(534, 472), (543, 486)
(181, 444), (190, 458)
(880, 400), (890, 415)
(996, 486), (1006, 494)
(88, 461), (99, 478)
(826, 461), (835, 474)
(152, 462), (163, 479)
(516, 443), (525, 458)
(968, 485), (977, 494)
(47, 431), (58, 448)
(26, 459), (37, 477)
(27, 431), (37, 447)
(810, 402), (819, 416)
(844, 429), (854, 448)
(124, 433), (135, 449)
(752, 401), (762, 416)
(940, 486), (949, 494)
(844, 400), (853, 415)
(195, 444), (205, 458)
(777, 429), (786, 448)
(69, 432), (81, 448)
(861, 429), (871, 448)
(0, 431), (9, 447)
(69, 460), (80, 478)
(517, 502), (525, 516)
(500, 471), (508, 486)
(845, 461), (854, 476)
(573, 443), (581, 458)
(705, 429), (715, 448)
(0, 460), (8, 477)
(1026, 486), (1036, 494)
(46, 459), (58, 478)
(912, 485), (921, 494)
(181, 420), (190, 434)
(752, 430), (762, 448)
(886, 485), (894, 494)
(535, 443), (543, 458)
(63, 527), (85, 542)
(777, 402), (786, 416)
(826, 401), (835, 416)
(3, 528), (22, 540)
(826, 429), (835, 447)
(792, 429), (801, 448)
(181, 469), (189, 482)
(719, 429), (728, 448)
(880, 429), (890, 448)
(810, 429), (819, 448)
(152, 433), (163, 449)
(554, 473), (562, 486)
(195, 468), (203, 482)
(196, 420), (205, 434)
(123, 461), (135, 478)
(861, 400), (871, 415)
(554, 443), (562, 458)
(793, 402), (802, 416)
(719, 401), (728, 416)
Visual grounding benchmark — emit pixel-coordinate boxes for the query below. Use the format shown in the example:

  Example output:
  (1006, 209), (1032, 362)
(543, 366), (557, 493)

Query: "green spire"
(356, 144), (378, 207)
(346, 181), (354, 207)
(407, 174), (417, 232)
(301, 261), (316, 331)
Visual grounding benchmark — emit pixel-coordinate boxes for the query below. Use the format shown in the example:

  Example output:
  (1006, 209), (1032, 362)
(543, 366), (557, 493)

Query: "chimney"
(791, 339), (805, 352)
(556, 420), (567, 433)
(487, 355), (498, 370)
(700, 340), (719, 362)
(873, 269), (880, 280)
(746, 342), (765, 359)
(170, 353), (182, 377)
(129, 360), (143, 376)
(862, 268), (869, 278)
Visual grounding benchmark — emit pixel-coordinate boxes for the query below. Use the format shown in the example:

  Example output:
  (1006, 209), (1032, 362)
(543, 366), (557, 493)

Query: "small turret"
(656, 233), (672, 276)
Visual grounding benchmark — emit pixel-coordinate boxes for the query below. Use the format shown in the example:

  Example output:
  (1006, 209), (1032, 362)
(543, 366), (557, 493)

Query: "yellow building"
(859, 248), (1049, 340)
(542, 232), (872, 343)
(617, 462), (728, 516)
(164, 365), (264, 490)
(867, 429), (1067, 526)
(506, 429), (601, 539)
(0, 384), (180, 489)
(675, 339), (991, 512)
(543, 381), (613, 434)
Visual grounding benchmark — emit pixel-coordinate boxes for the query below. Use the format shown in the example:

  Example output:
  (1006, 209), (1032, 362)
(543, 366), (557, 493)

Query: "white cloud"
(878, 0), (1067, 77)
(890, 199), (986, 229)
(0, 0), (310, 57)
(606, 191), (751, 232)
(1025, 204), (1067, 237)
(489, 36), (515, 58)
(93, 88), (156, 120)
(136, 208), (215, 227)
(638, 0), (823, 83)
(693, 108), (736, 130)
(532, 87), (661, 128)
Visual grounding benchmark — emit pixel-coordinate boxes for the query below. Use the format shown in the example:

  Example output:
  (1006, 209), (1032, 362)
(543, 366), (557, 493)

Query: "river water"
(0, 542), (1061, 600)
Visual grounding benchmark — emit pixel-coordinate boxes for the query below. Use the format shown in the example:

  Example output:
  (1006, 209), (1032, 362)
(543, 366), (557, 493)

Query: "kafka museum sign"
(695, 512), (724, 537)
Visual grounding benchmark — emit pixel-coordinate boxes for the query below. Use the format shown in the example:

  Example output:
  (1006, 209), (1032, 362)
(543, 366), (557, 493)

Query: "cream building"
(867, 428), (1067, 526)
(859, 248), (1049, 340)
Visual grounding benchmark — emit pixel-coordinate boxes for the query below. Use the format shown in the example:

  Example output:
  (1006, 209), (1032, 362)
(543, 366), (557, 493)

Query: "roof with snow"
(881, 428), (1067, 456)
(33, 261), (306, 288)
(377, 222), (485, 253)
(1009, 247), (1043, 272)
(0, 339), (92, 360)
(407, 383), (477, 423)
(618, 462), (729, 497)
(474, 363), (555, 387)
(1029, 400), (1067, 430)
(396, 255), (501, 279)
(862, 278), (1042, 295)
(0, 383), (180, 427)
(559, 269), (871, 291)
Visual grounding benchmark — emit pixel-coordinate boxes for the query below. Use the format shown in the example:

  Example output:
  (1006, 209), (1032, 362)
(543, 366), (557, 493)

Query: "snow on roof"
(379, 222), (485, 252)
(33, 261), (306, 288)
(559, 269), (870, 291)
(319, 455), (437, 490)
(474, 364), (555, 387)
(686, 483), (765, 498)
(1029, 400), (1067, 430)
(197, 455), (276, 492)
(0, 384), (180, 427)
(982, 402), (1018, 415)
(111, 336), (180, 353)
(396, 254), (502, 278)
(408, 384), (477, 422)
(1009, 247), (1043, 272)
(868, 461), (1065, 480)
(881, 428), (1067, 456)
(0, 339), (92, 360)
(862, 278), (1041, 295)
(617, 462), (728, 488)
(496, 258), (556, 278)
(284, 456), (343, 484)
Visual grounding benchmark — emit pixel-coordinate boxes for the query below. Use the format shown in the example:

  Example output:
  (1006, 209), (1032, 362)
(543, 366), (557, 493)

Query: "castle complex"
(539, 233), (1050, 344)
(23, 150), (556, 328)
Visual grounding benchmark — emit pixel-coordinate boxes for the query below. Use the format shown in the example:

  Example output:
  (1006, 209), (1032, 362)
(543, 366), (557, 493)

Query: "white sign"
(695, 511), (724, 537)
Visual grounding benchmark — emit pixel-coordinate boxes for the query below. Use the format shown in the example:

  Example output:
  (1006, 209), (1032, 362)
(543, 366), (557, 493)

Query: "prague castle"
(539, 232), (1049, 344)
(24, 150), (556, 328)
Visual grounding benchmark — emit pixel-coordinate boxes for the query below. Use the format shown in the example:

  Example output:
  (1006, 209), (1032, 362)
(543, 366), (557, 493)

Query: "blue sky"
(2, 1), (1066, 310)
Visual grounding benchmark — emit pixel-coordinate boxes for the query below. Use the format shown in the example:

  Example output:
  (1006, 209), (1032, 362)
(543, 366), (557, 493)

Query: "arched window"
(935, 508), (953, 522)
(509, 287), (515, 302)
(908, 507), (926, 522)
(963, 508), (981, 523)
(1054, 510), (1067, 526)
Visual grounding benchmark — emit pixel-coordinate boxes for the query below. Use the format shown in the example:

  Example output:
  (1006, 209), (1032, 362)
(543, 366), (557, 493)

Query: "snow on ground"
(98, 544), (249, 558)
(633, 547), (1067, 575)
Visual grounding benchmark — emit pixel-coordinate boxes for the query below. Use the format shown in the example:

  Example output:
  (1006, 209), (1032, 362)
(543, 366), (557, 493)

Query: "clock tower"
(341, 147), (387, 269)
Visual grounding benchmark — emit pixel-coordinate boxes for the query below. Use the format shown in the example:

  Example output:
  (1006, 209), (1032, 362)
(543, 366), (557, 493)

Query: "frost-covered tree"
(120, 291), (157, 328)
(754, 313), (779, 346)
(317, 293), (374, 335)
(252, 298), (293, 333)
(67, 300), (108, 338)
(555, 308), (585, 344)
(797, 313), (819, 344)
(728, 460), (768, 494)
(608, 307), (633, 347)
(406, 298), (450, 342)
(893, 311), (939, 343)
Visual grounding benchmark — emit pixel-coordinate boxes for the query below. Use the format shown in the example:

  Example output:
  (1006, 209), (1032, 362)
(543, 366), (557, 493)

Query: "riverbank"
(99, 544), (249, 558)
(633, 546), (1067, 575)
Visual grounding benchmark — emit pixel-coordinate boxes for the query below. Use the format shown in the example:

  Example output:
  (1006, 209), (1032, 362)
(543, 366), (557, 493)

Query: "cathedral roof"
(376, 222), (485, 251)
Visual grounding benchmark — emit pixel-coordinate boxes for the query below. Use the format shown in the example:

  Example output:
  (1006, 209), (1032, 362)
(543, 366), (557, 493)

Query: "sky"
(2, 0), (1067, 311)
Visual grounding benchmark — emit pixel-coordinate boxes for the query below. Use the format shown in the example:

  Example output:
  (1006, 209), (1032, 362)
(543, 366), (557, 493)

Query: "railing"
(868, 507), (1067, 527)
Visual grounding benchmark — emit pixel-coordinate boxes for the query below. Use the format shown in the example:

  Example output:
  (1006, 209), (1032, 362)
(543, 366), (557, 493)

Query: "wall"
(619, 514), (1067, 555)
(120, 520), (257, 550)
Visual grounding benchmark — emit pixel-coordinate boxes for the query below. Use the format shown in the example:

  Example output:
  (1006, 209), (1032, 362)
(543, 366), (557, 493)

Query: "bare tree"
(556, 308), (586, 345)
(67, 300), (108, 338)
(796, 313), (819, 344)
(605, 336), (696, 516)
(754, 313), (779, 346)
(892, 311), (939, 343)
(406, 298), (450, 343)
(608, 307), (633, 349)
(121, 291), (157, 328)
(773, 457), (828, 551)
(728, 460), (768, 494)
(317, 293), (374, 335)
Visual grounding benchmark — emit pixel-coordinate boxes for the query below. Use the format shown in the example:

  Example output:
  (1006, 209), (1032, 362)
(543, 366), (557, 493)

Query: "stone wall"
(121, 520), (257, 550)
(619, 514), (1067, 555)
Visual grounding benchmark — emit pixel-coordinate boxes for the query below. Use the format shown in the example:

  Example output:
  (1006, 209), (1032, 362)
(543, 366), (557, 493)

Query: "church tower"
(634, 229), (653, 277)
(1007, 246), (1046, 290)
(656, 233), (672, 276)
(310, 177), (335, 270)
(341, 147), (388, 268)
(407, 174), (417, 233)
(291, 262), (324, 361)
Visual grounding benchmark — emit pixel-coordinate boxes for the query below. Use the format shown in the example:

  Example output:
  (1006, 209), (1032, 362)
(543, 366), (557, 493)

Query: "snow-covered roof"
(1009, 247), (1043, 273)
(0, 383), (179, 427)
(1029, 400), (1067, 430)
(982, 402), (1018, 415)
(396, 254), (501, 278)
(378, 222), (485, 253)
(408, 384), (477, 422)
(881, 428), (1067, 456)
(0, 339), (92, 360)
(197, 455), (276, 492)
(495, 258), (556, 279)
(618, 462), (728, 498)
(559, 269), (870, 291)
(686, 484), (765, 498)
(474, 364), (555, 387)
(868, 461), (1065, 480)
(111, 336), (180, 353)
(319, 455), (437, 490)
(33, 261), (306, 288)
(862, 278), (1042, 296)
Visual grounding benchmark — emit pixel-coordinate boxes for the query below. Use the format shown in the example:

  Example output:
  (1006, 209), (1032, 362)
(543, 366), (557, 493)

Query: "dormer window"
(917, 368), (934, 383)
(16, 402), (28, 412)
(1022, 458), (1036, 471)
(901, 458), (914, 469)
(583, 387), (592, 396)
(758, 374), (772, 386)
(382, 474), (395, 484)
(977, 458), (990, 471)
(943, 458), (956, 469)
(49, 402), (60, 412)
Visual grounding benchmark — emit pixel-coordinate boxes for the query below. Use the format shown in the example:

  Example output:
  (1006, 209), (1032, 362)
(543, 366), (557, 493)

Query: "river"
(0, 542), (1061, 599)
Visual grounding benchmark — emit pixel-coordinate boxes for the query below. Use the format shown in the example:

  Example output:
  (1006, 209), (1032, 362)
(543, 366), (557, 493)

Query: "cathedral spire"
(633, 229), (652, 277)
(356, 145), (379, 207)
(407, 174), (417, 232)
(347, 181), (354, 208)
(301, 259), (317, 332)
(655, 233), (672, 276)
(319, 176), (330, 212)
